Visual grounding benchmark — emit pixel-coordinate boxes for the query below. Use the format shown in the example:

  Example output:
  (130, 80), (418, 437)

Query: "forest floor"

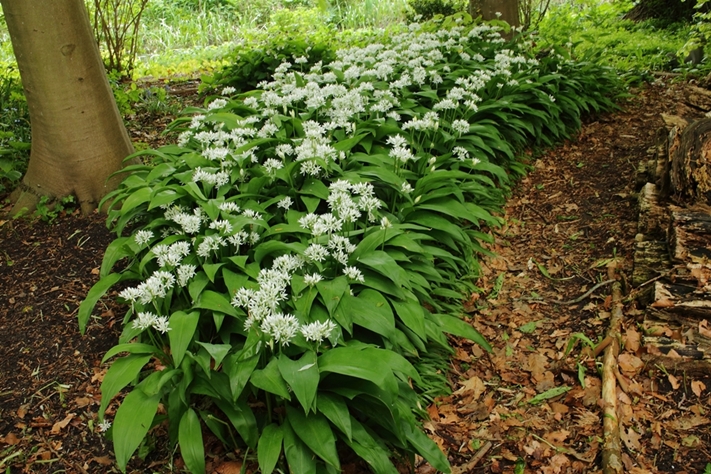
(1, 79), (710, 474)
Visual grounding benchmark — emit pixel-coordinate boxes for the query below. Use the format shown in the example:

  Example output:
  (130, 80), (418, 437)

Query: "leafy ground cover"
(2, 76), (709, 473)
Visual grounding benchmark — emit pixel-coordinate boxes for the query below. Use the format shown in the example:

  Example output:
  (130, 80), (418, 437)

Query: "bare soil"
(0, 79), (709, 474)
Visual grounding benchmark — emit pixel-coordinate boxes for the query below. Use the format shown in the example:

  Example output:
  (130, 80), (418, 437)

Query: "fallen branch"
(601, 270), (623, 474)
(556, 279), (616, 305)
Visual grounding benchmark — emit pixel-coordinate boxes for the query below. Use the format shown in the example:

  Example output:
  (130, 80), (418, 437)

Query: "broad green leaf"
(528, 386), (571, 405)
(100, 237), (133, 278)
(317, 393), (352, 441)
(282, 419), (317, 474)
(195, 342), (231, 368)
(101, 343), (160, 364)
(188, 271), (210, 303)
(214, 398), (259, 449)
(99, 354), (152, 419)
(113, 388), (161, 472)
(318, 346), (389, 390)
(195, 290), (238, 317)
(390, 299), (426, 340)
(355, 251), (409, 289)
(250, 357), (291, 400)
(168, 310), (200, 367)
(119, 186), (152, 214)
(278, 351), (319, 413)
(148, 187), (183, 210)
(286, 405), (340, 469)
(78, 273), (122, 334)
(317, 276), (349, 317)
(203, 263), (224, 283)
(258, 423), (283, 474)
(179, 408), (205, 474)
(431, 313), (492, 352)
(341, 290), (395, 339)
(225, 352), (260, 401)
(403, 422), (451, 473)
(345, 418), (399, 474)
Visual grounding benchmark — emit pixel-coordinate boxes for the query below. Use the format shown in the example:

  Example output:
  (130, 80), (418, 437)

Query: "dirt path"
(0, 81), (709, 473)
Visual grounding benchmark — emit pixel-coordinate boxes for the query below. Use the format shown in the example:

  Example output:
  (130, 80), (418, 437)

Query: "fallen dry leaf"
(651, 299), (674, 308)
(92, 456), (113, 466)
(668, 374), (680, 390)
(668, 415), (710, 431)
(700, 319), (711, 338)
(2, 432), (19, 445)
(51, 413), (75, 434)
(621, 426), (642, 451)
(624, 326), (641, 353)
(17, 404), (29, 419)
(214, 461), (245, 474)
(618, 353), (644, 376)
(544, 429), (570, 445)
(454, 375), (485, 400)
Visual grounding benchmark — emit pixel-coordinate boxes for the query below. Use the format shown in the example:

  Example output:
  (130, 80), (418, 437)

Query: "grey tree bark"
(1, 0), (134, 214)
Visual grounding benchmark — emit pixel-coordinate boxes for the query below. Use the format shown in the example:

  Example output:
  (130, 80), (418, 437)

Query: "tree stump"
(668, 117), (711, 204)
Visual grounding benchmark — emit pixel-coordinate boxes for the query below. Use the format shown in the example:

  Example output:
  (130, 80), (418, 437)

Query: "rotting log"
(601, 274), (623, 474)
(686, 85), (711, 112)
(667, 117), (711, 203)
(668, 205), (711, 262)
(638, 183), (668, 236)
(632, 240), (670, 305)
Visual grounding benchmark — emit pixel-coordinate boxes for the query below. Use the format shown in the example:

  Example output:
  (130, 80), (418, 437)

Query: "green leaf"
(258, 423), (283, 474)
(214, 399), (259, 449)
(316, 393), (352, 441)
(431, 313), (492, 352)
(390, 299), (427, 340)
(179, 408), (206, 474)
(195, 342), (232, 368)
(318, 346), (389, 390)
(203, 263), (224, 283)
(250, 357), (291, 400)
(100, 237), (133, 278)
(286, 405), (340, 469)
(101, 343), (160, 363)
(168, 311), (200, 367)
(342, 290), (395, 339)
(195, 290), (238, 317)
(78, 273), (122, 334)
(113, 388), (161, 472)
(518, 321), (540, 334)
(119, 186), (152, 214)
(355, 251), (408, 289)
(345, 418), (399, 474)
(316, 276), (349, 317)
(282, 419), (317, 474)
(403, 422), (450, 473)
(278, 351), (319, 413)
(527, 386), (571, 405)
(99, 354), (152, 419)
(225, 350), (260, 401)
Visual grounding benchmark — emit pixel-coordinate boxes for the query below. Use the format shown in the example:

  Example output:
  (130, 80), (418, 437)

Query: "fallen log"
(602, 273), (623, 474)
(667, 117), (711, 203)
(686, 85), (711, 112)
(637, 183), (667, 236)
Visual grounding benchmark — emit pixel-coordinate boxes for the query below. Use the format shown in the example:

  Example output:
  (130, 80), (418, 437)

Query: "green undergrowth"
(537, 0), (695, 82)
(81, 13), (622, 474)
(0, 66), (29, 194)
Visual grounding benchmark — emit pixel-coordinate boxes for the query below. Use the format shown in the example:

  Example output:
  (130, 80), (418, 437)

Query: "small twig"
(556, 279), (616, 305)
(522, 203), (550, 225)
(463, 441), (493, 470)
(634, 270), (672, 289)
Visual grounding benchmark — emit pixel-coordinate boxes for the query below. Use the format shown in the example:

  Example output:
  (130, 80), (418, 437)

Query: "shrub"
(81, 14), (621, 474)
(405, 0), (467, 21)
(0, 67), (30, 193)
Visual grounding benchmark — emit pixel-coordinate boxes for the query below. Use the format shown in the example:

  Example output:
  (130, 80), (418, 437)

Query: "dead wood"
(601, 276), (623, 474)
(668, 117), (711, 203)
(685, 85), (711, 111)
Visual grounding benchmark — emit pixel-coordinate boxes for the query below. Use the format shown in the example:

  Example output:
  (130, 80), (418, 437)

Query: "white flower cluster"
(131, 311), (171, 333)
(119, 270), (175, 305)
(230, 254), (338, 347)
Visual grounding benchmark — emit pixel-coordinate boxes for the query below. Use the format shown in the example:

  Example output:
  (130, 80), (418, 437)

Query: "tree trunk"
(1, 0), (134, 215)
(470, 0), (520, 28)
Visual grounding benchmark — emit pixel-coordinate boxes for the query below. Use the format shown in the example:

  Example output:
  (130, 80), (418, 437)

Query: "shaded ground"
(0, 79), (709, 473)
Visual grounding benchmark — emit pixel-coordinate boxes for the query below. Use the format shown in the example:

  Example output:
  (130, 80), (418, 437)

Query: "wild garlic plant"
(80, 13), (621, 474)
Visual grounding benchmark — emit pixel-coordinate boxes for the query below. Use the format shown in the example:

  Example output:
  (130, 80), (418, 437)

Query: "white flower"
(343, 266), (365, 283)
(300, 319), (337, 343)
(304, 244), (329, 262)
(208, 98), (227, 110)
(134, 230), (153, 246)
(177, 264), (197, 287)
(452, 119), (470, 135)
(380, 217), (392, 229)
(221, 86), (236, 95)
(260, 312), (299, 346)
(209, 219), (233, 235)
(152, 315), (172, 334)
(98, 419), (112, 432)
(197, 235), (225, 258)
(219, 202), (241, 214)
(549, 94), (556, 103)
(132, 311), (158, 331)
(453, 146), (470, 161)
(277, 196), (293, 210)
(401, 182), (413, 194)
(303, 273), (323, 287)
